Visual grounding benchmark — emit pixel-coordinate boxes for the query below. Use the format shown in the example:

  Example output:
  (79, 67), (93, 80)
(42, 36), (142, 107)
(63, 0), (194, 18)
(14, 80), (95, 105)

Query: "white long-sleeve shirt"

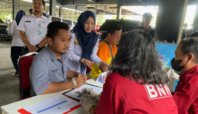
(8, 20), (24, 47)
(67, 31), (101, 74)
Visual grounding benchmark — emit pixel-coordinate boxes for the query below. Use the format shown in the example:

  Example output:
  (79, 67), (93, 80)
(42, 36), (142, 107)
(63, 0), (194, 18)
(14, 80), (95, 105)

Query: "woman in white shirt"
(67, 11), (109, 74)
(9, 10), (26, 76)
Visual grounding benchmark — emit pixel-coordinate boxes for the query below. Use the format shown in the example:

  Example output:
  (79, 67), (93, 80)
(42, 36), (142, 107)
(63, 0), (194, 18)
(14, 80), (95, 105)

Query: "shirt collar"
(141, 24), (151, 32)
(105, 38), (117, 48)
(46, 46), (61, 62)
(180, 65), (198, 82)
(143, 26), (151, 32)
(31, 13), (44, 19)
(41, 14), (44, 19)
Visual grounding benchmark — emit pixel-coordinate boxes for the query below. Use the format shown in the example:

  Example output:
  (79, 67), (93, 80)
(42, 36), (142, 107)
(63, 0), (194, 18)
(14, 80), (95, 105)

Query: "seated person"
(79, 30), (178, 114)
(30, 21), (87, 95)
(171, 38), (198, 114)
(90, 24), (122, 78)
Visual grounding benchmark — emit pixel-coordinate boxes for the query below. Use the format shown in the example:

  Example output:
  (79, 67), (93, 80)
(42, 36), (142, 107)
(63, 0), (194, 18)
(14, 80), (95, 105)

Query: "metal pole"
(177, 0), (188, 43)
(116, 5), (121, 20)
(50, 0), (56, 16)
(154, 0), (189, 43)
(193, 0), (198, 32)
(12, 0), (17, 20)
(59, 6), (63, 17)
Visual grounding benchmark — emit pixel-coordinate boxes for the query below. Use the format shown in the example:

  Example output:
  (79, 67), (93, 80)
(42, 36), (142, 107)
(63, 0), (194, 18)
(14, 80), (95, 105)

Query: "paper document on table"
(19, 94), (80, 114)
(96, 71), (110, 84)
(65, 84), (103, 100)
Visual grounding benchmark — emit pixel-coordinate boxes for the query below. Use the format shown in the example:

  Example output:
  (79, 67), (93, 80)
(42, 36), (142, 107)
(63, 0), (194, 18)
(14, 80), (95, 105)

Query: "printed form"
(20, 94), (80, 114)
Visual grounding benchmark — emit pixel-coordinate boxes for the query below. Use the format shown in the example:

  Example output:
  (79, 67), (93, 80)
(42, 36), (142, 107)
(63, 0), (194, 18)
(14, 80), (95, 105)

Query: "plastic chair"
(18, 52), (38, 99)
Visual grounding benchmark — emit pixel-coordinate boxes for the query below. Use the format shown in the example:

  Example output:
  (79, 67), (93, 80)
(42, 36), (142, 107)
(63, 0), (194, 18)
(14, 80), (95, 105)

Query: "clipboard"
(63, 84), (103, 101)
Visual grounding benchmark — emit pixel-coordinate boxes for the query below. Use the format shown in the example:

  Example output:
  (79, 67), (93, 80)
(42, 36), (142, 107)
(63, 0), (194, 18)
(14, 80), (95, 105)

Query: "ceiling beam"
(61, 0), (198, 6)
(62, 0), (118, 5)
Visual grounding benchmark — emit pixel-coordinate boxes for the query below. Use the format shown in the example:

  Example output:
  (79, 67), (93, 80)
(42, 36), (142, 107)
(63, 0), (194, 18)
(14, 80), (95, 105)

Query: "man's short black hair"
(107, 24), (122, 35)
(47, 21), (70, 40)
(180, 37), (198, 63)
(33, 0), (45, 7)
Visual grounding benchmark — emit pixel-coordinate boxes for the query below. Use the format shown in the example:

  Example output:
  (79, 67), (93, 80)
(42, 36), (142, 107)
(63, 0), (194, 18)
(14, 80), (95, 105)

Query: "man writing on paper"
(30, 21), (87, 95)
(90, 24), (122, 78)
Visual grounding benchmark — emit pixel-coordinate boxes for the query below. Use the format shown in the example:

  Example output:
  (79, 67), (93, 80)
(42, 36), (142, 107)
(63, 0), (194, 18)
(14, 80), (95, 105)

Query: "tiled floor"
(0, 39), (19, 114)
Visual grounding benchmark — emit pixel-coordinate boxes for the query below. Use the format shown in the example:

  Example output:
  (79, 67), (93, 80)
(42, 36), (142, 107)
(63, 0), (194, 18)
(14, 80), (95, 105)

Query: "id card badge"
(38, 24), (42, 35)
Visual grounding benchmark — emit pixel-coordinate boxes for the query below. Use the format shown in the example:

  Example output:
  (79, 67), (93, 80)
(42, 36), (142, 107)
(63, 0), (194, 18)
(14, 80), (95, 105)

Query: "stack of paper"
(96, 71), (109, 84)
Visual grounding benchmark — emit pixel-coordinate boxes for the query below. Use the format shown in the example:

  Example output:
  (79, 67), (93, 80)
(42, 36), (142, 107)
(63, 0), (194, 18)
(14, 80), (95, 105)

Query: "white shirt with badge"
(8, 20), (24, 47)
(17, 14), (51, 46)
(67, 31), (101, 74)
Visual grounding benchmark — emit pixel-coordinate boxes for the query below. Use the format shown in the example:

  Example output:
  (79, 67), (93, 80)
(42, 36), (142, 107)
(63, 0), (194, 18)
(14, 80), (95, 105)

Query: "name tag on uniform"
(25, 21), (31, 23)
(38, 24), (42, 35)
(52, 69), (58, 73)
(38, 29), (42, 35)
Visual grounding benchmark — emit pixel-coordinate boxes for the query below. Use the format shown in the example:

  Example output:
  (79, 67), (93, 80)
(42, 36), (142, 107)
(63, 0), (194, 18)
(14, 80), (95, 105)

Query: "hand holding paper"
(166, 67), (180, 81)
(99, 61), (109, 72)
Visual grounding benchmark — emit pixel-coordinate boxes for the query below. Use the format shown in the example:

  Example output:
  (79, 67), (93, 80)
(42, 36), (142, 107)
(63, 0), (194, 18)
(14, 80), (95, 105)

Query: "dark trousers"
(11, 47), (23, 74)
(21, 46), (44, 55)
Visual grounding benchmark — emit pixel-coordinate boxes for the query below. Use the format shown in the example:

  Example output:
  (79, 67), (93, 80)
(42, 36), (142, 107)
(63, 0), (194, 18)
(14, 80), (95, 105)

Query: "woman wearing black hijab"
(9, 10), (26, 76)
(67, 11), (109, 74)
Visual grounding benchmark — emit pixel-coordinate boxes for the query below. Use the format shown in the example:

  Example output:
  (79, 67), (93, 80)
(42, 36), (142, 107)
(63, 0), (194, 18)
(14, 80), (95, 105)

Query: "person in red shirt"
(80, 30), (178, 114)
(171, 38), (198, 114)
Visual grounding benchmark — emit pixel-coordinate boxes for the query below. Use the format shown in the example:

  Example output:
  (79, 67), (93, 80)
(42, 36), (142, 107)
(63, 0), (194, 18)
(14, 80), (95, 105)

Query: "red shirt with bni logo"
(173, 65), (198, 114)
(95, 73), (178, 114)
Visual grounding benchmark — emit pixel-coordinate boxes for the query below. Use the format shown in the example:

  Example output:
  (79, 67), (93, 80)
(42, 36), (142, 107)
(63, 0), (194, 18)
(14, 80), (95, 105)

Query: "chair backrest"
(18, 52), (37, 99)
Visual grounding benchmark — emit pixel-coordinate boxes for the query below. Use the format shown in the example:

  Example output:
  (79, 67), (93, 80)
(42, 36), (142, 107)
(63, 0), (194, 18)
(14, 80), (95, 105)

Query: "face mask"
(171, 56), (188, 72)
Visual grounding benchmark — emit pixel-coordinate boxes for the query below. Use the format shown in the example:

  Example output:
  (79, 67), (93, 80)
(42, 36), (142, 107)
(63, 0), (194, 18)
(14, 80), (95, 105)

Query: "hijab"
(15, 10), (26, 26)
(73, 11), (98, 73)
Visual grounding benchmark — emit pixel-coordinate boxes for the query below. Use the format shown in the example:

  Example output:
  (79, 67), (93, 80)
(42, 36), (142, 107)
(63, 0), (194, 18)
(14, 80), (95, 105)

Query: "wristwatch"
(72, 77), (77, 86)
(79, 58), (83, 62)
(35, 44), (40, 49)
